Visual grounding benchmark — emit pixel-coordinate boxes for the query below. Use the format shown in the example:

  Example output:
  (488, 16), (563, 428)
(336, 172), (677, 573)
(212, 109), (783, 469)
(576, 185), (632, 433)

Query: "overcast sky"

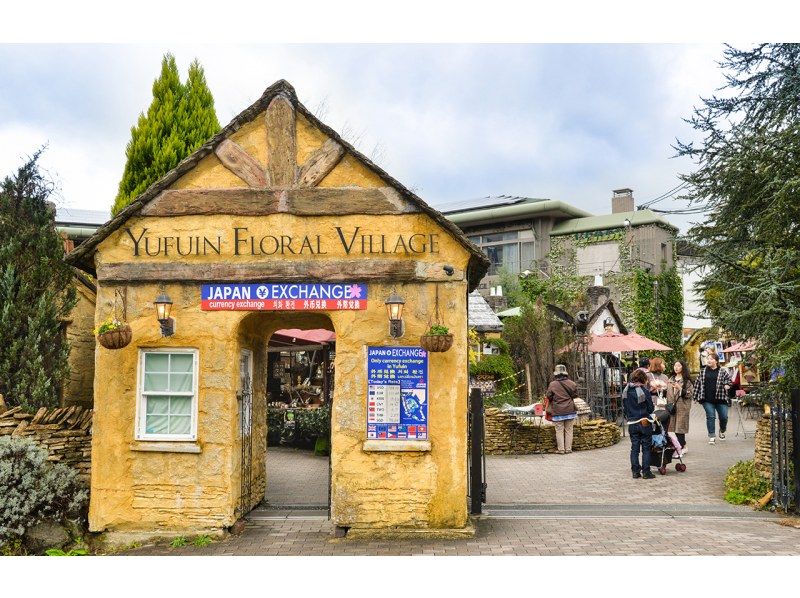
(0, 44), (727, 232)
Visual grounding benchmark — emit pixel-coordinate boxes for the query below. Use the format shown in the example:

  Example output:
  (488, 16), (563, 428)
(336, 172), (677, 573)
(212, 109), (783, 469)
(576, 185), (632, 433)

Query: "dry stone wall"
(0, 405), (92, 482)
(754, 414), (793, 478)
(484, 407), (621, 454)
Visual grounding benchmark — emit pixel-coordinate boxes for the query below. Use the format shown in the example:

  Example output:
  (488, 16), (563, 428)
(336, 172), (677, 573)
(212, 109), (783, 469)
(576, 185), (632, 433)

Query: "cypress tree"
(0, 151), (77, 410)
(112, 54), (220, 215)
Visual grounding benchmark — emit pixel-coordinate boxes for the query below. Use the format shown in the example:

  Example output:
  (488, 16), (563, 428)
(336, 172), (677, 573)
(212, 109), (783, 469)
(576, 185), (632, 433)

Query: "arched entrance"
(235, 312), (336, 517)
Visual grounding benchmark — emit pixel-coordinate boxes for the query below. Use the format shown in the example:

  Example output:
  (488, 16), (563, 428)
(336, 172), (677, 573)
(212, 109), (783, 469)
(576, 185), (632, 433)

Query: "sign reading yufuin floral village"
(200, 283), (367, 311)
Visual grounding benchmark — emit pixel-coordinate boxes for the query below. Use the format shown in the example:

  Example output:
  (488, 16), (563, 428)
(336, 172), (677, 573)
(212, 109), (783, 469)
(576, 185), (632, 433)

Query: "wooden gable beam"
(213, 139), (269, 188)
(265, 94), (297, 187)
(140, 187), (420, 217)
(296, 138), (345, 187)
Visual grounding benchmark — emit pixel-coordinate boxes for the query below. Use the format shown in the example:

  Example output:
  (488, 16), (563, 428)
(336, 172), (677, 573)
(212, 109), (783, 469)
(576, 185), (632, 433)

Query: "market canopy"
(722, 339), (757, 353)
(559, 330), (672, 353)
(272, 329), (336, 346)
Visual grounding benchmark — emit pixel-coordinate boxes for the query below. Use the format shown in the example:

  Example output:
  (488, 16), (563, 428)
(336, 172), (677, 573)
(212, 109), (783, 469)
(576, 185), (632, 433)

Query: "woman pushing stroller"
(623, 369), (656, 479)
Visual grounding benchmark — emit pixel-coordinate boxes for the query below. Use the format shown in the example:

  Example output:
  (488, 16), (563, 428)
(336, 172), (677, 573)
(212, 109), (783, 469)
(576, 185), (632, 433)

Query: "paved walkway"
(127, 516), (800, 556)
(486, 402), (756, 508)
(264, 446), (329, 507)
(125, 405), (797, 556)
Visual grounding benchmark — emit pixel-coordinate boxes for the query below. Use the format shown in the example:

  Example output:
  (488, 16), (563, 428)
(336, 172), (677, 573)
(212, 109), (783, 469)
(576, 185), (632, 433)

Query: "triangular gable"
(65, 80), (489, 289)
(588, 300), (628, 334)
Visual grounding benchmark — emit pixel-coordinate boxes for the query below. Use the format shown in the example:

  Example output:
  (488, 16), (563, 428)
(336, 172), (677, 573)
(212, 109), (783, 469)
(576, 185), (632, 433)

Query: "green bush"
(724, 460), (770, 506)
(0, 437), (88, 544)
(267, 405), (331, 450)
(470, 354), (520, 407)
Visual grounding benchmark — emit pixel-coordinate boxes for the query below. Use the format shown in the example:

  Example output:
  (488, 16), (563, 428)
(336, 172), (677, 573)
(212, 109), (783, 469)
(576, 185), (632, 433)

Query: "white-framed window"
(136, 348), (199, 441)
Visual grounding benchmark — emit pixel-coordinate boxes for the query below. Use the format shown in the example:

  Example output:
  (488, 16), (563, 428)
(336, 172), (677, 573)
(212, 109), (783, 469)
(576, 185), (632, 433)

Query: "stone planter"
(420, 334), (453, 353)
(97, 324), (132, 350)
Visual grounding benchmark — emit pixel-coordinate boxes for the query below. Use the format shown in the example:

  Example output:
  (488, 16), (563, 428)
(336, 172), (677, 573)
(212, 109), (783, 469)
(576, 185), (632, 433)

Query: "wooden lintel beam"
(265, 94), (296, 187)
(140, 187), (420, 217)
(96, 259), (464, 283)
(296, 139), (345, 187)
(214, 139), (269, 188)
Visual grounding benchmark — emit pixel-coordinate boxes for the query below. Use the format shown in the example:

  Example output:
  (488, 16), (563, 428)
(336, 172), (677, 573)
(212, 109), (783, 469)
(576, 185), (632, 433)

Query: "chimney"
(612, 188), (634, 213)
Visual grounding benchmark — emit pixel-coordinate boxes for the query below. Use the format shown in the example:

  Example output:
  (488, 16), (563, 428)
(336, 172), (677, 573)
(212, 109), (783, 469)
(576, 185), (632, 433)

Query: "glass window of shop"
(467, 229), (535, 275)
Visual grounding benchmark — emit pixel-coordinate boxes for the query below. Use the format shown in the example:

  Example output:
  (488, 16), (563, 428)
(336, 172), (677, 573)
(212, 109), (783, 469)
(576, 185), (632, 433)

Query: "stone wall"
(754, 414), (793, 478)
(63, 276), (96, 409)
(0, 405), (92, 482)
(484, 407), (621, 454)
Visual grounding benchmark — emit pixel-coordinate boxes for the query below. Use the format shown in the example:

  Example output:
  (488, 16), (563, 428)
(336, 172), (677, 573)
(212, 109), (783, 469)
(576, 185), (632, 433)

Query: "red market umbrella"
(589, 331), (672, 353)
(559, 330), (672, 353)
(273, 328), (336, 344)
(722, 339), (757, 353)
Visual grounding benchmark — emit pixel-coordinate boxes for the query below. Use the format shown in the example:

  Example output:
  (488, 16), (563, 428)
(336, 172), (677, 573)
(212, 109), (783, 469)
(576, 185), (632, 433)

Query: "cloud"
(0, 44), (729, 232)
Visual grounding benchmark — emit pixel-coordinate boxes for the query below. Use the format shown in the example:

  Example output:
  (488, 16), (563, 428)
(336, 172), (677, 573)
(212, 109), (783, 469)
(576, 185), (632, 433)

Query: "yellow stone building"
(67, 80), (489, 541)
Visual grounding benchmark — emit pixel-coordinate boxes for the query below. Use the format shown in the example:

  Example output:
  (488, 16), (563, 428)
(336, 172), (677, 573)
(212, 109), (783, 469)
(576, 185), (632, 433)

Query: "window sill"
(130, 441), (202, 454)
(362, 440), (431, 452)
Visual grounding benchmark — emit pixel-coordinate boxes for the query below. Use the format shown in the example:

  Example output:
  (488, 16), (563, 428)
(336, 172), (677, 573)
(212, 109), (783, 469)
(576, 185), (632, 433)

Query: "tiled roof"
(468, 291), (504, 333)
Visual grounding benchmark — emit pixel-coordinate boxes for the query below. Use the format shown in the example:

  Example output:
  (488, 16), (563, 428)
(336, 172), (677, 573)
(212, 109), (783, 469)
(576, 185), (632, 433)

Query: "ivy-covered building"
(443, 188), (683, 354)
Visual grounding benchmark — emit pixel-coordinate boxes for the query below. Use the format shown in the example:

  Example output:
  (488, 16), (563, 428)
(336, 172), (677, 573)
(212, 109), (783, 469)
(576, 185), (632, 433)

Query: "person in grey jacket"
(692, 351), (732, 444)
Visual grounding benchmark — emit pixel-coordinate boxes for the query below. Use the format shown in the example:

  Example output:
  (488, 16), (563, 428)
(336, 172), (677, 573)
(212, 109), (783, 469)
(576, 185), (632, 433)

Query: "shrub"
(170, 536), (188, 548)
(724, 459), (770, 506)
(470, 354), (520, 407)
(267, 405), (331, 449)
(0, 437), (88, 543)
(192, 535), (213, 547)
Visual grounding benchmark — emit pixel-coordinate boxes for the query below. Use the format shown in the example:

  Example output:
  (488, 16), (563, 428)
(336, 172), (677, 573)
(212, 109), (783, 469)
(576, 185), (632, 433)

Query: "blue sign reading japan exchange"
(201, 283), (367, 311)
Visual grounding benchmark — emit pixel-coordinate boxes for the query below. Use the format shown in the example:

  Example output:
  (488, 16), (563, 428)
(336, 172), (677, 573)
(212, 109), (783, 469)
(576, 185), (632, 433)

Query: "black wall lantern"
(154, 290), (175, 337)
(384, 291), (405, 339)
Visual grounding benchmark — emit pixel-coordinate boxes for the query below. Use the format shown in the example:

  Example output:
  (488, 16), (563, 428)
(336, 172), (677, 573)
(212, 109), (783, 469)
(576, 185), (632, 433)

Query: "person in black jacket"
(623, 368), (656, 479)
(692, 351), (732, 444)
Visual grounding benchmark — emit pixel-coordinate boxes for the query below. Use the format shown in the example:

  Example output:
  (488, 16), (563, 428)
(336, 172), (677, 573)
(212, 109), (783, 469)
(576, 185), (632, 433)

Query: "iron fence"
(766, 386), (797, 512)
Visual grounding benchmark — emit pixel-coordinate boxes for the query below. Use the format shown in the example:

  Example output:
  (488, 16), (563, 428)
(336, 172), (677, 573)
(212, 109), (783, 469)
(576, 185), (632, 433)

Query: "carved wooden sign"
(124, 226), (440, 258)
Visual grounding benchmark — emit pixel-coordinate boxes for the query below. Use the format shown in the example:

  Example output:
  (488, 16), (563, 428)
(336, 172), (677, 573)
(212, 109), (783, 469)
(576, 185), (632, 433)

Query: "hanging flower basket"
(420, 325), (454, 353)
(95, 320), (132, 350)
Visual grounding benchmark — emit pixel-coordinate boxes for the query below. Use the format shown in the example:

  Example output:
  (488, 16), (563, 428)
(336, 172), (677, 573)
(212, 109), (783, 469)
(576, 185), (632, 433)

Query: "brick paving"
(486, 403), (756, 506)
(124, 405), (800, 556)
(127, 517), (800, 556)
(264, 446), (329, 507)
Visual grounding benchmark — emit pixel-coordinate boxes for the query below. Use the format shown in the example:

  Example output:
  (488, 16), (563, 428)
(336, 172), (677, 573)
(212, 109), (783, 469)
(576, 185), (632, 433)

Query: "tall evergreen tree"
(112, 54), (220, 215)
(677, 43), (800, 386)
(0, 151), (77, 410)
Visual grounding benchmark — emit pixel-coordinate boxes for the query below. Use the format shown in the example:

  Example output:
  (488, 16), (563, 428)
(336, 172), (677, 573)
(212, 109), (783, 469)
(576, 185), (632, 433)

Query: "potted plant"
(420, 323), (454, 353)
(95, 318), (132, 350)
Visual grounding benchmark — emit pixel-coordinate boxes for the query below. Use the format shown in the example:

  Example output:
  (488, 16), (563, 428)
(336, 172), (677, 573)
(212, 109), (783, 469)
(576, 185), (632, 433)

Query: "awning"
(272, 328), (336, 345)
(559, 330), (672, 353)
(722, 339), (757, 353)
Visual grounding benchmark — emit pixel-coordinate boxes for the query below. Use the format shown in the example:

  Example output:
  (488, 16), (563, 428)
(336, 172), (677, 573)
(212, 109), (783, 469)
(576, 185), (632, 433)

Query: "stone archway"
(235, 311), (335, 516)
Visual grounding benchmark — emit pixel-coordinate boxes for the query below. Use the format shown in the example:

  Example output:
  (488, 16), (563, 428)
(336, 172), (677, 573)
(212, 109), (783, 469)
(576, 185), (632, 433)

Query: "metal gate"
(237, 375), (253, 517)
(768, 387), (799, 513)
(468, 388), (486, 514)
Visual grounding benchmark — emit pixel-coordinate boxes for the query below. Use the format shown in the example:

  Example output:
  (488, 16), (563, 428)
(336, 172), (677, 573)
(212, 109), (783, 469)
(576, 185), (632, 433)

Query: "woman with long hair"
(667, 360), (694, 454)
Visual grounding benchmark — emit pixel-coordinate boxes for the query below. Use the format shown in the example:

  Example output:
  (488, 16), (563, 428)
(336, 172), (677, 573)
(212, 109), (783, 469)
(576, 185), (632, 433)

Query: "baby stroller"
(649, 409), (687, 475)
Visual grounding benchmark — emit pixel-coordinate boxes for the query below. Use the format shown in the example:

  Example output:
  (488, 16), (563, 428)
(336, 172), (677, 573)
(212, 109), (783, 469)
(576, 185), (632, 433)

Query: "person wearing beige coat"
(666, 360), (694, 452)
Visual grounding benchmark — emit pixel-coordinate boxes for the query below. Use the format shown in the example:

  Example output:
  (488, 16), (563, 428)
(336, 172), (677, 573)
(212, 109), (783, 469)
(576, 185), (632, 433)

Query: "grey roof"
(55, 207), (109, 227)
(439, 195), (548, 215)
(468, 291), (504, 333)
(550, 208), (678, 235)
